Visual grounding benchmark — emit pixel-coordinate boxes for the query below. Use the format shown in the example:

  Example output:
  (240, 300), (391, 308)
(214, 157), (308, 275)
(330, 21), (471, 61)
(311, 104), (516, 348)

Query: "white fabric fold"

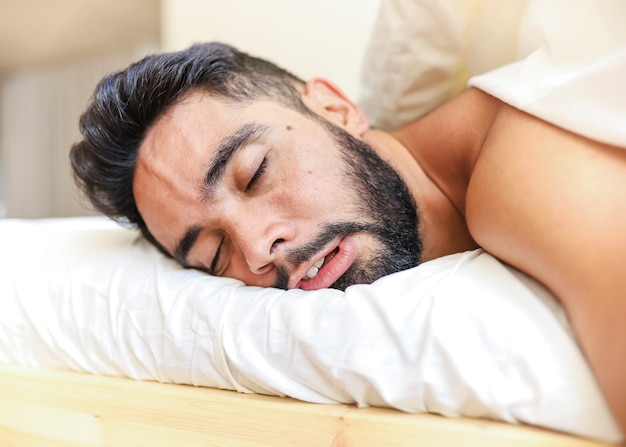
(0, 217), (621, 442)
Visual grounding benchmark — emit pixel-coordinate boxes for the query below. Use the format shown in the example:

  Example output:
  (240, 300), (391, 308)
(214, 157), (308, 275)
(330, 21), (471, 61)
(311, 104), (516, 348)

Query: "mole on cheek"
(286, 125), (292, 131)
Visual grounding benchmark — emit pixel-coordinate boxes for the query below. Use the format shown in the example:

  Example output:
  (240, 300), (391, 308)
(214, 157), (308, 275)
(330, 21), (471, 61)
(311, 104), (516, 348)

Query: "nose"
(230, 216), (295, 274)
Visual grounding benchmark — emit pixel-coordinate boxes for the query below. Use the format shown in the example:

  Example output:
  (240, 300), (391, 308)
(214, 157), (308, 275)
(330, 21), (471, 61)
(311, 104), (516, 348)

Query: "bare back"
(466, 102), (626, 433)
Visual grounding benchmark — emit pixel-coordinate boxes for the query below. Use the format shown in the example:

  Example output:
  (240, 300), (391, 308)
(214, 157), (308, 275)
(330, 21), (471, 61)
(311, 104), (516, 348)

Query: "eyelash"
(245, 156), (268, 191)
(209, 235), (224, 275)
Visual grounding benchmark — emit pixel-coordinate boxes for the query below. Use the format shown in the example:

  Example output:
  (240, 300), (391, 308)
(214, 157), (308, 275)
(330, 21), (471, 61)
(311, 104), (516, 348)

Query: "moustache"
(271, 221), (379, 289)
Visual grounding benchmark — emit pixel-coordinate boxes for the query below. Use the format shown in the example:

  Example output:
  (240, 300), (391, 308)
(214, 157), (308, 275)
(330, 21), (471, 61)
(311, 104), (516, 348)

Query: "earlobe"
(302, 77), (369, 136)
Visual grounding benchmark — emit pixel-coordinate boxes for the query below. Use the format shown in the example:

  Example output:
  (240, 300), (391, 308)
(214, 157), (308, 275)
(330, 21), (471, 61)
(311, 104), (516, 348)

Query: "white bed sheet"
(0, 217), (621, 442)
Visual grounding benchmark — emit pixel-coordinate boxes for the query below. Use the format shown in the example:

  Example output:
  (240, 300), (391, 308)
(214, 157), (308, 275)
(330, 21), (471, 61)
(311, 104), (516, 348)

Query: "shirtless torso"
(388, 87), (626, 434)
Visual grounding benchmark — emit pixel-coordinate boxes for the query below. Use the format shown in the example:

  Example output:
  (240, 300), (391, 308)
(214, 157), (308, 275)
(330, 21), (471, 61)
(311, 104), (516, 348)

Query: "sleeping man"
(70, 42), (626, 435)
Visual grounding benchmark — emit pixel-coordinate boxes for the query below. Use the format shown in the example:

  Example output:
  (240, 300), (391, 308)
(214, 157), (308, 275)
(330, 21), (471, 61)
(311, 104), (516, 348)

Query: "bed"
(0, 216), (621, 446)
(0, 365), (615, 447)
(2, 0), (625, 445)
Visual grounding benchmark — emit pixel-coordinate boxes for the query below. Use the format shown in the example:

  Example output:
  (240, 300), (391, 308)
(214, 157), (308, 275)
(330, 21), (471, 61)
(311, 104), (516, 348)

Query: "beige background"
(0, 0), (379, 218)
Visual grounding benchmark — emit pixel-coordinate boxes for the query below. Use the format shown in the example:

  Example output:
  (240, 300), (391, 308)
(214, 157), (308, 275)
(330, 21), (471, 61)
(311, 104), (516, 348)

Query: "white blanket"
(0, 217), (621, 442)
(360, 0), (626, 149)
(469, 0), (626, 148)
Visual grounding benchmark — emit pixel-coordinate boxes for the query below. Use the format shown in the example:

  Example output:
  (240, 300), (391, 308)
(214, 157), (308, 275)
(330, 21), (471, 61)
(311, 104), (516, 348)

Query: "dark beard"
(273, 122), (422, 291)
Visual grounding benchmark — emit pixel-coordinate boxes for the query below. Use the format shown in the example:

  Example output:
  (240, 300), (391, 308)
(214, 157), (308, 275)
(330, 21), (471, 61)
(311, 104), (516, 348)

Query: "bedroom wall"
(0, 47), (157, 218)
(160, 0), (381, 101)
(0, 0), (380, 218)
(0, 0), (160, 218)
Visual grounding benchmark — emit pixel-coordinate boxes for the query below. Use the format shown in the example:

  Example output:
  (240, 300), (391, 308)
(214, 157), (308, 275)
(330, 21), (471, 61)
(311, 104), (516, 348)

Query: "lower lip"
(298, 237), (357, 290)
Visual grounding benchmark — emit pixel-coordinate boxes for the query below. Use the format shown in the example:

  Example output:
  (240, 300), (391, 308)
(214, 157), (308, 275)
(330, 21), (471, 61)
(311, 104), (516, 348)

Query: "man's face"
(134, 91), (421, 290)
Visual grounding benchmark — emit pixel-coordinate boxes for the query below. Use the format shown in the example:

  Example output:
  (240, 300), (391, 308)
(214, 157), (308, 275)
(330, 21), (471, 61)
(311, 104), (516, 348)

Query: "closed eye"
(245, 156), (268, 191)
(209, 236), (224, 275)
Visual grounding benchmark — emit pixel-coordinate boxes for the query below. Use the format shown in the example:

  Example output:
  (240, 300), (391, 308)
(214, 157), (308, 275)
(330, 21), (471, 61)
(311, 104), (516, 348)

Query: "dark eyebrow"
(200, 121), (271, 201)
(173, 122), (271, 268)
(174, 226), (201, 267)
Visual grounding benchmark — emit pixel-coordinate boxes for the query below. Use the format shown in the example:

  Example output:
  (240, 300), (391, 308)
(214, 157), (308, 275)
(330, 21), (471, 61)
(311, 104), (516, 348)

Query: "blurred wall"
(0, 0), (160, 218)
(161, 0), (381, 100)
(0, 0), (380, 218)
(0, 48), (156, 217)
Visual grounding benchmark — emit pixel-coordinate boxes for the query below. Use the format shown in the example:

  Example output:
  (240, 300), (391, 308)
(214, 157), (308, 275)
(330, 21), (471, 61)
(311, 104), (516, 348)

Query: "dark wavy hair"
(70, 42), (307, 252)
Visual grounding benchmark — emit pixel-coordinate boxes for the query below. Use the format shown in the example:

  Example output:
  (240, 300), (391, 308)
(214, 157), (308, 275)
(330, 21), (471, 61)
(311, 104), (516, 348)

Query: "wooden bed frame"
(0, 364), (617, 447)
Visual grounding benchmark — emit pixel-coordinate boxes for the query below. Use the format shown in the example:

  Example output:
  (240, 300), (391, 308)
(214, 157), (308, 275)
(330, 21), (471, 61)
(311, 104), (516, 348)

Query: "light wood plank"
(344, 406), (615, 447)
(0, 364), (618, 447)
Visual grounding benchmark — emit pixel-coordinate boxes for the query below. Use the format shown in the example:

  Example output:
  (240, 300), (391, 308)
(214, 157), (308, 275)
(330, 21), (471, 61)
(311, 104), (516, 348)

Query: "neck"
(363, 88), (501, 261)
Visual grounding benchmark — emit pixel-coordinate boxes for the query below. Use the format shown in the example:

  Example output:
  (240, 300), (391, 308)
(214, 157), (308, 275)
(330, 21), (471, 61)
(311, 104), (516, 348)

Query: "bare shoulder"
(465, 102), (626, 432)
(466, 103), (626, 295)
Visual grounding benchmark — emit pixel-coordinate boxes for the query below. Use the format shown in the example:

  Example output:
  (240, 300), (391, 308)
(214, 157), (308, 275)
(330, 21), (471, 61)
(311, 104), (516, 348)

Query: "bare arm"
(466, 104), (626, 437)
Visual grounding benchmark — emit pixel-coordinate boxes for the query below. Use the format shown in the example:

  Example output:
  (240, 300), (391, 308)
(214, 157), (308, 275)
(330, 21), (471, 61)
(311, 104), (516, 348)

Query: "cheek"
(271, 147), (355, 218)
(290, 163), (330, 205)
(295, 168), (354, 218)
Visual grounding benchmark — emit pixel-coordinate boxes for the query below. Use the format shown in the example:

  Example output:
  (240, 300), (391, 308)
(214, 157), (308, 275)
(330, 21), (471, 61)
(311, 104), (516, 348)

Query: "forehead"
(145, 92), (239, 155)
(137, 92), (278, 182)
(140, 91), (310, 162)
(136, 89), (330, 178)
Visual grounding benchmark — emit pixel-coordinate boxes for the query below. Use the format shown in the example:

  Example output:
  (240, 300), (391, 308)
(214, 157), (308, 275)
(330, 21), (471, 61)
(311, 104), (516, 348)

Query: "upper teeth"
(304, 258), (324, 280)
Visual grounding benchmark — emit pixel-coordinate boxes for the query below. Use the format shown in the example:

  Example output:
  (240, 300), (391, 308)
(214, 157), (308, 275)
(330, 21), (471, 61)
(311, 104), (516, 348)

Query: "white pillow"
(358, 0), (526, 130)
(359, 0), (626, 149)
(0, 217), (620, 442)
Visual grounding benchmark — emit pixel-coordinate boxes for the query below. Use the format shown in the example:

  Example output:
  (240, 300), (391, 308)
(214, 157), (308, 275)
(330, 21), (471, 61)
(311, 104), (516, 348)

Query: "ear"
(301, 77), (369, 136)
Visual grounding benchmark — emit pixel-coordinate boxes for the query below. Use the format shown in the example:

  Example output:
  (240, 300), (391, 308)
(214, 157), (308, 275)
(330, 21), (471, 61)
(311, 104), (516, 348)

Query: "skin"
(134, 79), (626, 436)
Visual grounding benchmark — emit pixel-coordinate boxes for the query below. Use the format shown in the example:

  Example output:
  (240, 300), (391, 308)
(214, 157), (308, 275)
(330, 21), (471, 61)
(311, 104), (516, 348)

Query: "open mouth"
(302, 247), (339, 281)
(296, 239), (356, 290)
